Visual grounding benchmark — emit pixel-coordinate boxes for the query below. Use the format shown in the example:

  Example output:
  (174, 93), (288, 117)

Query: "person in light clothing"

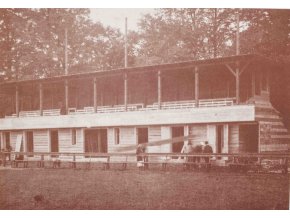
(136, 144), (145, 170)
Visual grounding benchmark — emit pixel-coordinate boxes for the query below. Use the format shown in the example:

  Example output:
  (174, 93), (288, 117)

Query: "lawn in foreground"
(0, 168), (288, 209)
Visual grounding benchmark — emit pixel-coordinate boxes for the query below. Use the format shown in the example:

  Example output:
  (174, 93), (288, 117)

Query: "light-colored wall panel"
(58, 128), (83, 153)
(0, 105), (255, 130)
(34, 130), (49, 153)
(160, 126), (171, 152)
(229, 125), (239, 153)
(189, 124), (207, 146)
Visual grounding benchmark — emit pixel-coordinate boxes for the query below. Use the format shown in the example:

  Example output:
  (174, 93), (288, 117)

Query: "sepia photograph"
(0, 0), (289, 211)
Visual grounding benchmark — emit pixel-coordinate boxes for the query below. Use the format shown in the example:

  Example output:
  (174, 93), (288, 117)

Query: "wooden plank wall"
(120, 127), (136, 145)
(108, 127), (137, 154)
(255, 96), (290, 152)
(228, 125), (239, 153)
(189, 124), (207, 146)
(259, 121), (290, 152)
(33, 130), (49, 153)
(10, 131), (23, 151)
(0, 132), (3, 150)
(207, 125), (216, 153)
(58, 129), (83, 155)
(160, 126), (171, 153)
(223, 124), (229, 154)
(147, 126), (161, 153)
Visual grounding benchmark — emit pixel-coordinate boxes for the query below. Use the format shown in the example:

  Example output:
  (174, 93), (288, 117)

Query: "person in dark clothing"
(194, 142), (203, 164)
(203, 141), (213, 163)
(203, 141), (213, 171)
(6, 145), (12, 161)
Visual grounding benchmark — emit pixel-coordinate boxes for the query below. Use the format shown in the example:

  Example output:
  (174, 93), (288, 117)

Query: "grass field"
(0, 167), (289, 210)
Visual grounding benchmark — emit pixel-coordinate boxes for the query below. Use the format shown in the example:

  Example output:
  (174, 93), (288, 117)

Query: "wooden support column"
(124, 73), (128, 111)
(158, 70), (162, 109)
(226, 61), (251, 104)
(65, 79), (69, 114)
(15, 85), (19, 117)
(194, 67), (199, 107)
(235, 62), (240, 104)
(234, 61), (241, 104)
(259, 72), (262, 94)
(252, 72), (255, 97)
(266, 71), (270, 92)
(93, 77), (97, 112)
(39, 83), (43, 116)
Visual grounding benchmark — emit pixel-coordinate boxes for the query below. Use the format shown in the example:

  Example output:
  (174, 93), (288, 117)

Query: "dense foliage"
(0, 8), (289, 81)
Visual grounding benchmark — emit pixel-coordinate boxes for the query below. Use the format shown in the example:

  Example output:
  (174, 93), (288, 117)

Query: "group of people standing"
(183, 140), (213, 170)
(136, 140), (213, 170)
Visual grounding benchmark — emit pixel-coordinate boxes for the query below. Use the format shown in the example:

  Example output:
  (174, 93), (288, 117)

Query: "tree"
(0, 8), (129, 81)
(135, 8), (240, 65)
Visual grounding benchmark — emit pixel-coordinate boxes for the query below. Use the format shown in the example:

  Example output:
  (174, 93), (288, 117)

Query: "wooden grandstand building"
(0, 54), (289, 162)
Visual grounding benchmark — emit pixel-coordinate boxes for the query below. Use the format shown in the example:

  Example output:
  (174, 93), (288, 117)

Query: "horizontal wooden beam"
(0, 105), (255, 130)
(1, 54), (257, 86)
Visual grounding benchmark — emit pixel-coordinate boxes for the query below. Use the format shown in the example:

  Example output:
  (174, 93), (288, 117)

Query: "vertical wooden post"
(158, 71), (162, 109)
(194, 67), (199, 107)
(64, 28), (68, 75)
(235, 62), (240, 104)
(124, 73), (128, 111)
(97, 131), (101, 153)
(252, 72), (255, 97)
(15, 85), (19, 117)
(39, 83), (43, 116)
(93, 77), (97, 113)
(65, 79), (68, 114)
(124, 17), (128, 68)
(259, 72), (262, 94)
(266, 71), (270, 92)
(236, 11), (240, 55)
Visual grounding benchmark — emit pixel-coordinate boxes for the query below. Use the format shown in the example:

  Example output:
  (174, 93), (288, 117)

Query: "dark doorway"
(85, 129), (107, 154)
(50, 130), (59, 156)
(26, 131), (34, 157)
(4, 132), (10, 149)
(216, 125), (224, 159)
(137, 128), (148, 144)
(239, 124), (259, 153)
(172, 126), (184, 153)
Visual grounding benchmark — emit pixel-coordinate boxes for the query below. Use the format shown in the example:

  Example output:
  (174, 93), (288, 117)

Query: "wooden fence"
(0, 151), (288, 174)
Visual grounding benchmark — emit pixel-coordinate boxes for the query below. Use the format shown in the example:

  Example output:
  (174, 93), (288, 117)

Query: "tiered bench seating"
(43, 109), (61, 116)
(19, 110), (41, 117)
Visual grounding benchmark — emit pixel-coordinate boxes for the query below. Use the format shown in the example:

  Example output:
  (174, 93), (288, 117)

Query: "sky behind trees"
(90, 9), (154, 32)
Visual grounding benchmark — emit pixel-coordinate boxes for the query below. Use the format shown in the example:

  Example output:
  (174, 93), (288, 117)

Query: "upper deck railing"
(4, 97), (237, 118)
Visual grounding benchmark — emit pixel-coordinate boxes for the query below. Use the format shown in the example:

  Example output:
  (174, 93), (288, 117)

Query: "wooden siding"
(254, 94), (290, 152)
(207, 125), (216, 153)
(58, 129), (83, 154)
(160, 126), (171, 153)
(223, 124), (229, 153)
(108, 127), (136, 154)
(228, 125), (239, 153)
(33, 130), (49, 153)
(147, 126), (162, 153)
(189, 124), (207, 146)
(10, 131), (23, 151)
(120, 127), (136, 145)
